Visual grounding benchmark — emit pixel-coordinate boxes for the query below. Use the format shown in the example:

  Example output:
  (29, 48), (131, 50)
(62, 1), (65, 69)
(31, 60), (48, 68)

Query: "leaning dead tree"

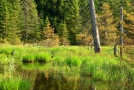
(89, 0), (101, 53)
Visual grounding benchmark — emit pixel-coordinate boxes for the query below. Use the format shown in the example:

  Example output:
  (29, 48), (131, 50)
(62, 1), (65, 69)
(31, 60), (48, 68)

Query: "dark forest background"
(0, 0), (133, 46)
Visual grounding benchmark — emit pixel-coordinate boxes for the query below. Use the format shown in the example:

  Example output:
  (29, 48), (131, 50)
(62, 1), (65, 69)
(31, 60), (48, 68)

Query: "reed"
(22, 53), (36, 63)
(65, 56), (82, 67)
(0, 45), (134, 86)
(0, 54), (10, 64)
(35, 52), (52, 62)
(0, 47), (13, 55)
(0, 78), (31, 90)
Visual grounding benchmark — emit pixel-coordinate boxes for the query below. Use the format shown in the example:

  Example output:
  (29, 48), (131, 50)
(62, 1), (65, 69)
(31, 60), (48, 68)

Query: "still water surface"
(0, 63), (133, 90)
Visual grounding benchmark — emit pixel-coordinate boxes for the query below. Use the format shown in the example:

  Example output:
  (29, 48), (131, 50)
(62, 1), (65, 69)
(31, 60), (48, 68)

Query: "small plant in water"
(36, 52), (52, 63)
(22, 53), (36, 63)
(0, 78), (31, 90)
(65, 56), (82, 67)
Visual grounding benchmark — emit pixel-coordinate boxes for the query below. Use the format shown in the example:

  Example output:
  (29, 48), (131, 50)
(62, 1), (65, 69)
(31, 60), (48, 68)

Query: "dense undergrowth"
(0, 44), (134, 89)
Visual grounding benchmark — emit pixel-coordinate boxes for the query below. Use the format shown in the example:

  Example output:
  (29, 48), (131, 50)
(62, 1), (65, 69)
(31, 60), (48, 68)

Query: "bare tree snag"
(120, 6), (124, 46)
(89, 0), (101, 53)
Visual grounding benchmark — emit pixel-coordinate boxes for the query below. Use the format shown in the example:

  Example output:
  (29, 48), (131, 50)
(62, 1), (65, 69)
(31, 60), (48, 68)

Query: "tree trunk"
(120, 6), (123, 60)
(120, 6), (123, 46)
(89, 0), (101, 53)
(114, 44), (117, 56)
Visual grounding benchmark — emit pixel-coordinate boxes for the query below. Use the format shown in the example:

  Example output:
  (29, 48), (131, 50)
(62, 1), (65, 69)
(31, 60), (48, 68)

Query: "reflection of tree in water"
(17, 64), (134, 90)
(33, 72), (77, 90)
(33, 72), (97, 90)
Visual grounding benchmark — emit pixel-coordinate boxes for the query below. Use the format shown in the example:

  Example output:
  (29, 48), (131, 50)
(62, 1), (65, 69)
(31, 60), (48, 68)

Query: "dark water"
(0, 63), (134, 90)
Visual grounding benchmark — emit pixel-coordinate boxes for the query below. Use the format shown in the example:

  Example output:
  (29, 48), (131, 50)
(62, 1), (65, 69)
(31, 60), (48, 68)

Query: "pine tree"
(98, 3), (117, 45)
(124, 10), (134, 44)
(21, 0), (40, 44)
(42, 17), (54, 40)
(5, 0), (22, 44)
(0, 0), (9, 42)
(57, 22), (69, 45)
(42, 17), (57, 46)
(65, 0), (81, 45)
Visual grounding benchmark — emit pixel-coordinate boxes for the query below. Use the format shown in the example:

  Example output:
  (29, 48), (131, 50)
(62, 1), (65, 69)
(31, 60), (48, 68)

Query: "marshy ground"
(0, 44), (134, 90)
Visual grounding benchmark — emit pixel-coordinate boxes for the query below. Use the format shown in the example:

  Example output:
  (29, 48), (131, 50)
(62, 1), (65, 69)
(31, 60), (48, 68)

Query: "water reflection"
(5, 63), (134, 90)
(33, 72), (96, 90)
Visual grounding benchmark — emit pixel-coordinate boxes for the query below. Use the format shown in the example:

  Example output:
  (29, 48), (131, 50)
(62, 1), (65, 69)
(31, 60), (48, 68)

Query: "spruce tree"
(0, 0), (9, 42)
(124, 10), (134, 44)
(21, 0), (40, 44)
(98, 3), (117, 45)
(42, 17), (56, 46)
(57, 22), (69, 45)
(65, 0), (81, 45)
(5, 0), (22, 44)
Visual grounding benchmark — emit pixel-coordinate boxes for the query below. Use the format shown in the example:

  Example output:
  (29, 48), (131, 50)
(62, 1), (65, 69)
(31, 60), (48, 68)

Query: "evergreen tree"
(21, 0), (40, 44)
(98, 3), (117, 45)
(0, 0), (9, 42)
(6, 0), (22, 44)
(57, 22), (69, 45)
(41, 17), (54, 40)
(124, 10), (134, 44)
(65, 0), (81, 45)
(42, 17), (57, 46)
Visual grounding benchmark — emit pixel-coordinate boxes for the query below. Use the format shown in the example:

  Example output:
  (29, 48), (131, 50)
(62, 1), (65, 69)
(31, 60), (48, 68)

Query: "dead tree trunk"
(120, 6), (124, 46)
(114, 44), (117, 56)
(89, 0), (101, 53)
(120, 6), (124, 59)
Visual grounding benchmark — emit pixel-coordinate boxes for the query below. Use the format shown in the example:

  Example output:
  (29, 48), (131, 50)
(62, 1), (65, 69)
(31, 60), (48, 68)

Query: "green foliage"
(21, 0), (40, 44)
(0, 45), (134, 88)
(0, 54), (9, 64)
(0, 0), (23, 44)
(0, 0), (9, 42)
(22, 53), (36, 62)
(57, 22), (69, 45)
(0, 78), (31, 90)
(22, 50), (52, 63)
(18, 79), (31, 90)
(0, 0), (133, 45)
(65, 56), (82, 67)
(98, 3), (117, 45)
(36, 52), (51, 62)
(65, 0), (81, 45)
(124, 10), (134, 44)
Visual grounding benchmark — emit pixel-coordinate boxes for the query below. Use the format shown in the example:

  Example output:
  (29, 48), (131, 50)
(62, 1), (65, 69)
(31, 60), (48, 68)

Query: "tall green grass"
(65, 56), (82, 67)
(22, 52), (52, 63)
(0, 78), (31, 90)
(0, 54), (11, 64)
(22, 53), (36, 63)
(36, 52), (51, 62)
(0, 45), (134, 86)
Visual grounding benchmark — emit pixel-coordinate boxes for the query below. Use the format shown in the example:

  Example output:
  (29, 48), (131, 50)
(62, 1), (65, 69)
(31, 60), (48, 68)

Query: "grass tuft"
(0, 78), (31, 90)
(36, 52), (52, 62)
(65, 56), (82, 67)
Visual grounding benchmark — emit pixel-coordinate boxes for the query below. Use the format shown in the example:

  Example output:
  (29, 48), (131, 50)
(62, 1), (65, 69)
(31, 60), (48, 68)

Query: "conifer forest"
(0, 0), (133, 46)
(0, 0), (134, 90)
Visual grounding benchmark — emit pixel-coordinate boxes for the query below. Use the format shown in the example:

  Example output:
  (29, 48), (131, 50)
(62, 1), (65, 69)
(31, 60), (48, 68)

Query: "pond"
(1, 62), (133, 90)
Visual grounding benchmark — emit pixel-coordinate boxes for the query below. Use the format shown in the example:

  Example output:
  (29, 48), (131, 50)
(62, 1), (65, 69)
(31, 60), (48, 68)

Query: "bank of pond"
(0, 45), (134, 90)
